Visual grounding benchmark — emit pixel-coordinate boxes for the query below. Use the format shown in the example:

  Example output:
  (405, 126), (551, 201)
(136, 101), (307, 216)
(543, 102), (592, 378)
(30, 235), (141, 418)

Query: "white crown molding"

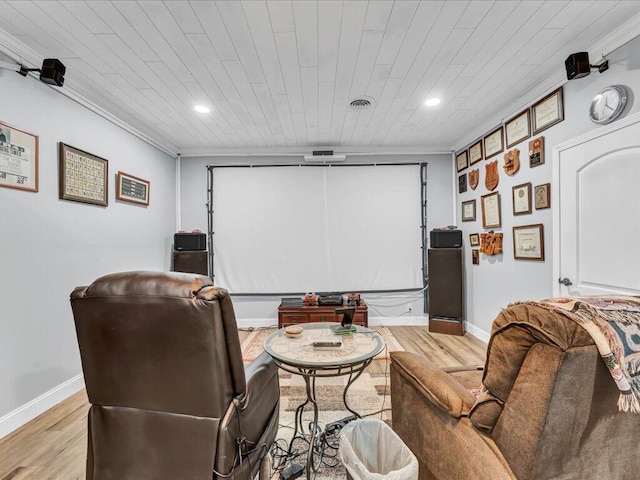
(179, 146), (451, 158)
(0, 27), (177, 158)
(454, 12), (640, 152)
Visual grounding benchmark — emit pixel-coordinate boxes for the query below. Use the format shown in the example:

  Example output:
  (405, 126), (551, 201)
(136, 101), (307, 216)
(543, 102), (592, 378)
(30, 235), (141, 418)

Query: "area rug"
(241, 326), (404, 362)
(271, 370), (392, 480)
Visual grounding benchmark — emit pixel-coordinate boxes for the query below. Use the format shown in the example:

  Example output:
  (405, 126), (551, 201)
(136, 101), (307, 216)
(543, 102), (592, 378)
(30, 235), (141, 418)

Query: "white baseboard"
(0, 374), (85, 440)
(465, 322), (491, 343)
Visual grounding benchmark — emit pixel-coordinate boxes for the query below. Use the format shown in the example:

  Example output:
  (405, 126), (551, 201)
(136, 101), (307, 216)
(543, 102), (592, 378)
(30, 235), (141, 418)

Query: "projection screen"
(209, 164), (423, 294)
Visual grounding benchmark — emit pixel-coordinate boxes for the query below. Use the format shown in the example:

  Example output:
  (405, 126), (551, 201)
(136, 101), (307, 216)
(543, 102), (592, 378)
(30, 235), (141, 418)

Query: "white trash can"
(339, 419), (418, 480)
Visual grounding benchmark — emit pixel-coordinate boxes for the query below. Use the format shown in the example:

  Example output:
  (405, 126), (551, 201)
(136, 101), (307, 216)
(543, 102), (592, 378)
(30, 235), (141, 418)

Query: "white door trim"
(552, 110), (640, 296)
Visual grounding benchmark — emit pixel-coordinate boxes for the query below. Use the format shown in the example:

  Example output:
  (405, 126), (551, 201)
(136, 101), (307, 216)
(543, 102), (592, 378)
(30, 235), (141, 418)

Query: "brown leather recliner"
(391, 303), (640, 480)
(71, 271), (279, 480)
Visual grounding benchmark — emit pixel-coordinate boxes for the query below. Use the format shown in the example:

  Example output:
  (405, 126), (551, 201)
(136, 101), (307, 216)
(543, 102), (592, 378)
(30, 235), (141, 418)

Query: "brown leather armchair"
(391, 303), (640, 480)
(71, 271), (279, 480)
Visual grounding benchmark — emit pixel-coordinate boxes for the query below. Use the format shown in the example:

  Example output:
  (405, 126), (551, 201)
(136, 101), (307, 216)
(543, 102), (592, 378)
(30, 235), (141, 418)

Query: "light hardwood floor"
(0, 327), (486, 480)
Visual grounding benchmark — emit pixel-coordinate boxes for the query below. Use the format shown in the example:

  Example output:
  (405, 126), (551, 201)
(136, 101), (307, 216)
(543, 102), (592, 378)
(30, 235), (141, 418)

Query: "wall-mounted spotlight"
(565, 52), (608, 80)
(18, 58), (66, 87)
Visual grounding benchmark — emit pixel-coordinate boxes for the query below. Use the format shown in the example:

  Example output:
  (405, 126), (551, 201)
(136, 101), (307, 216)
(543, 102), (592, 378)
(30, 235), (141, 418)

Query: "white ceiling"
(1, 1), (640, 157)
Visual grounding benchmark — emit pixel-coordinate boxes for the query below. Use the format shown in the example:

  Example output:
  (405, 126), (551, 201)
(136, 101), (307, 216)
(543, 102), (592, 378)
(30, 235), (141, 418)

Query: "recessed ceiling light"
(424, 98), (441, 107)
(194, 105), (210, 113)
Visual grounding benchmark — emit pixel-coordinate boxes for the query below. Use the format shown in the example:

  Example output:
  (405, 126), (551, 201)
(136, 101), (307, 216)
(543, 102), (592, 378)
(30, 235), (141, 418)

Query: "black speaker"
(172, 251), (208, 276)
(565, 52), (590, 80)
(174, 232), (206, 251)
(40, 59), (66, 87)
(428, 248), (463, 319)
(430, 229), (462, 248)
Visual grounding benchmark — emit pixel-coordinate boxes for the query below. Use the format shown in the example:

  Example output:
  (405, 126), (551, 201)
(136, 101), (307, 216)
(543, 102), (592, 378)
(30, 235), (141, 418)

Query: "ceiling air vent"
(350, 97), (372, 110)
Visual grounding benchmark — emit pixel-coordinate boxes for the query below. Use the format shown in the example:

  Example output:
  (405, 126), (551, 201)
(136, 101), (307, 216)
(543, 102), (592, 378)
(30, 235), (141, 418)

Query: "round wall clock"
(589, 85), (628, 125)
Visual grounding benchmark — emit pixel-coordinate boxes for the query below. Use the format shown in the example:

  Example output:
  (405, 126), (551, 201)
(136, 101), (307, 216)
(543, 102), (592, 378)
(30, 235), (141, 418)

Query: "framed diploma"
(535, 183), (551, 209)
(512, 182), (532, 215)
(116, 171), (150, 206)
(483, 126), (504, 159)
(505, 109), (531, 148)
(462, 199), (476, 222)
(513, 224), (545, 261)
(456, 150), (468, 172)
(481, 192), (501, 229)
(59, 143), (108, 206)
(468, 140), (483, 165)
(0, 120), (39, 192)
(532, 87), (564, 134)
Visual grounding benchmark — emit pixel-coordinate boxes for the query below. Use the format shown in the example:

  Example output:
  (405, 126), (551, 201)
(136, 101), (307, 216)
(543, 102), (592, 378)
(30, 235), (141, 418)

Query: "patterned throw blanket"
(520, 296), (640, 413)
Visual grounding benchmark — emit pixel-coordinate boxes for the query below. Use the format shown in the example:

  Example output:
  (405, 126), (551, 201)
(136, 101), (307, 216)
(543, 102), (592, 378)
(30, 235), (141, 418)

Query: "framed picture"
(535, 183), (551, 209)
(468, 140), (483, 165)
(456, 150), (468, 172)
(512, 182), (532, 215)
(116, 171), (150, 206)
(458, 173), (467, 193)
(532, 87), (564, 134)
(481, 192), (501, 229)
(472, 249), (480, 265)
(462, 199), (476, 222)
(0, 120), (39, 192)
(529, 136), (545, 167)
(483, 126), (504, 159)
(505, 109), (531, 148)
(513, 224), (545, 261)
(59, 143), (108, 206)
(469, 233), (480, 246)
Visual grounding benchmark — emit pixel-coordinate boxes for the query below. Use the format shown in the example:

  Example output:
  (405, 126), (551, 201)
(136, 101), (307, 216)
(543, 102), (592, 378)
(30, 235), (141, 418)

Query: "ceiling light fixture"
(424, 98), (441, 107)
(194, 105), (210, 113)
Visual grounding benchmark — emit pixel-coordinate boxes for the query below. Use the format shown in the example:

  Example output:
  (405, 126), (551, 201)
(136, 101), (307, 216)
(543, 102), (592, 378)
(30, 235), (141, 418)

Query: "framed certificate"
(456, 150), (468, 172)
(513, 224), (545, 261)
(532, 87), (564, 134)
(483, 126), (504, 159)
(462, 200), (476, 222)
(535, 183), (551, 209)
(0, 120), (39, 192)
(468, 140), (483, 165)
(59, 143), (108, 206)
(481, 192), (501, 229)
(505, 109), (531, 148)
(512, 182), (532, 215)
(116, 171), (150, 206)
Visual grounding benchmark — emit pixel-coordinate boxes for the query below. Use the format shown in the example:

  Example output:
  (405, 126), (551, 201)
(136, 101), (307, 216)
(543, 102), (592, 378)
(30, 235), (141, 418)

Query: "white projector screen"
(210, 165), (423, 293)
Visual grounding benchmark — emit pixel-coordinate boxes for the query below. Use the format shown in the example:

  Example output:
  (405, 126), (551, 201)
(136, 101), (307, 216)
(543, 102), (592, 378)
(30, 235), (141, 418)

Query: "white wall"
(455, 34), (640, 340)
(179, 153), (454, 326)
(0, 69), (176, 435)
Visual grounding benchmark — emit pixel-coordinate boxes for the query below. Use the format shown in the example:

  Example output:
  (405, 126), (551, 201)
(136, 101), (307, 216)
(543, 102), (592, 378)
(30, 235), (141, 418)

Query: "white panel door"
(557, 117), (640, 297)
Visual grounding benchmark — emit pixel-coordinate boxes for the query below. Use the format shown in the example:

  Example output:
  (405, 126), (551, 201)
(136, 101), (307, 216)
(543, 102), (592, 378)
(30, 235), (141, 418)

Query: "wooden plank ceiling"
(0, 0), (639, 156)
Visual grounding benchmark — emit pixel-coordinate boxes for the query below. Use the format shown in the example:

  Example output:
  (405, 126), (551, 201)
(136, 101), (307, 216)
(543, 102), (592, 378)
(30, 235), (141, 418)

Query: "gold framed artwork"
(505, 109), (531, 148)
(481, 192), (501, 229)
(462, 199), (476, 222)
(469, 233), (480, 246)
(535, 183), (551, 209)
(0, 120), (39, 192)
(116, 171), (150, 206)
(532, 87), (564, 134)
(512, 182), (532, 215)
(456, 150), (468, 172)
(59, 143), (108, 206)
(513, 224), (545, 261)
(483, 126), (504, 159)
(468, 140), (483, 165)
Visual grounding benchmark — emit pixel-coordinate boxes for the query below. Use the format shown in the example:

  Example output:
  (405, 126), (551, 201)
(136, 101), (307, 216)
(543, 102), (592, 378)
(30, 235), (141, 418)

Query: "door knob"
(558, 277), (573, 286)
